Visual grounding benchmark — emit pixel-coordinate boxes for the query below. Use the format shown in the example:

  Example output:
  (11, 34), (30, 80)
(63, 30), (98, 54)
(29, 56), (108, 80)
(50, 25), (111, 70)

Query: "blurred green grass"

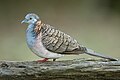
(0, 0), (120, 61)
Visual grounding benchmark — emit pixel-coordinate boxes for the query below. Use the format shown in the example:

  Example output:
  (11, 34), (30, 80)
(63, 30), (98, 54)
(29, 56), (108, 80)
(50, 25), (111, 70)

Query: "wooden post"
(0, 58), (120, 80)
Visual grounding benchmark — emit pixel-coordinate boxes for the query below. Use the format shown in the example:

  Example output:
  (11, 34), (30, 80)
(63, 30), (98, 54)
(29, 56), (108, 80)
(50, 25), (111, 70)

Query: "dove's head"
(21, 13), (39, 24)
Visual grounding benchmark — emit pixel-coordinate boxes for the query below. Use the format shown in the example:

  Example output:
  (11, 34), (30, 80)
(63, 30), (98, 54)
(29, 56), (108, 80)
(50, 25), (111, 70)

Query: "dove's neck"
(26, 23), (37, 47)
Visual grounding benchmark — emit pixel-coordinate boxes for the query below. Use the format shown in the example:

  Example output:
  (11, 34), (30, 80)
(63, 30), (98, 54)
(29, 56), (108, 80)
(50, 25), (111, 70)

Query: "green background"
(0, 0), (120, 61)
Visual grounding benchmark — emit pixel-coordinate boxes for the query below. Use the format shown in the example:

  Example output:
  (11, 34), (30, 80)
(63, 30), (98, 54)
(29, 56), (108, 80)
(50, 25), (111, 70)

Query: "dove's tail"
(85, 48), (117, 61)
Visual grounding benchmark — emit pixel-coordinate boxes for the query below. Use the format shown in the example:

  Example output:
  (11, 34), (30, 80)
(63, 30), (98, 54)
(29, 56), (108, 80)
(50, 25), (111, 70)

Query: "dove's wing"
(34, 21), (117, 61)
(40, 24), (87, 54)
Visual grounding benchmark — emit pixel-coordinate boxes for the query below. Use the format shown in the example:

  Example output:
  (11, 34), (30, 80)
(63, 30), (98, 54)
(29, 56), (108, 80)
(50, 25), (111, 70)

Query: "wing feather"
(41, 24), (86, 54)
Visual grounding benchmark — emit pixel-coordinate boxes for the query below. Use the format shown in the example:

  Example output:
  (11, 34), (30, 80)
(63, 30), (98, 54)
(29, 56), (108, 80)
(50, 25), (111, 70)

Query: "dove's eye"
(29, 18), (32, 20)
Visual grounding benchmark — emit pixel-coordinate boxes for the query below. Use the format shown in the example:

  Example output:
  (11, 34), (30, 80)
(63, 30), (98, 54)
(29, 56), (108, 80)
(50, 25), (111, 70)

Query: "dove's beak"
(21, 19), (27, 24)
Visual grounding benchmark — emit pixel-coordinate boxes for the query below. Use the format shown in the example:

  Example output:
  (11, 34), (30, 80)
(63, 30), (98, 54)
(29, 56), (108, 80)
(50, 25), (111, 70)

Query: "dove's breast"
(26, 24), (36, 48)
(26, 24), (63, 59)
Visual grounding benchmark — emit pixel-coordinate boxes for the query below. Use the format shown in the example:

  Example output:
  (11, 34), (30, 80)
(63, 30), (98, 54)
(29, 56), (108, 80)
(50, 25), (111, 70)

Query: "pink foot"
(37, 58), (48, 62)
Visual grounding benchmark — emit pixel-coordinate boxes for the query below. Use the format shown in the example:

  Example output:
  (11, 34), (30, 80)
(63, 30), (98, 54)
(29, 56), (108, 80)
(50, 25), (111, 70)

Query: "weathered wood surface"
(0, 58), (120, 80)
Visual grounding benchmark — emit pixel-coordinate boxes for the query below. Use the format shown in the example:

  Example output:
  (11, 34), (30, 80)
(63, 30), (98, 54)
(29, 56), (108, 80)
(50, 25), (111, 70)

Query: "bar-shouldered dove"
(21, 13), (117, 62)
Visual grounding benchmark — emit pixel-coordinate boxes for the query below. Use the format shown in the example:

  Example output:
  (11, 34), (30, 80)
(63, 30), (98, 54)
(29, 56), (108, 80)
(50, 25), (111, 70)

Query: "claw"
(37, 58), (48, 62)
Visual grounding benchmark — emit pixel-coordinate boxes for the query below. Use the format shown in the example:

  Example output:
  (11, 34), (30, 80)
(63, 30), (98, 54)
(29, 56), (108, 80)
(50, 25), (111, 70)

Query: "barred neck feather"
(34, 20), (44, 35)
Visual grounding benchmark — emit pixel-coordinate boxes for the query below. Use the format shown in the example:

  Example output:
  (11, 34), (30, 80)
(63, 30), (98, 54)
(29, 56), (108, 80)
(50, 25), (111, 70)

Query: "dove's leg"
(37, 58), (48, 62)
(53, 59), (56, 61)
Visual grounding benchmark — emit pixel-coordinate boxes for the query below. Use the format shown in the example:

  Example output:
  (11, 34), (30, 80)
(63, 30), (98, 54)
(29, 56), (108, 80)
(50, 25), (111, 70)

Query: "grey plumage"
(22, 13), (117, 61)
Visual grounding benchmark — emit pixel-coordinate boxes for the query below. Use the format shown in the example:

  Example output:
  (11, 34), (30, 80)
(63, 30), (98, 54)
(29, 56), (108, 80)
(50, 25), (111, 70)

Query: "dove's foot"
(37, 58), (48, 62)
(53, 59), (56, 61)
